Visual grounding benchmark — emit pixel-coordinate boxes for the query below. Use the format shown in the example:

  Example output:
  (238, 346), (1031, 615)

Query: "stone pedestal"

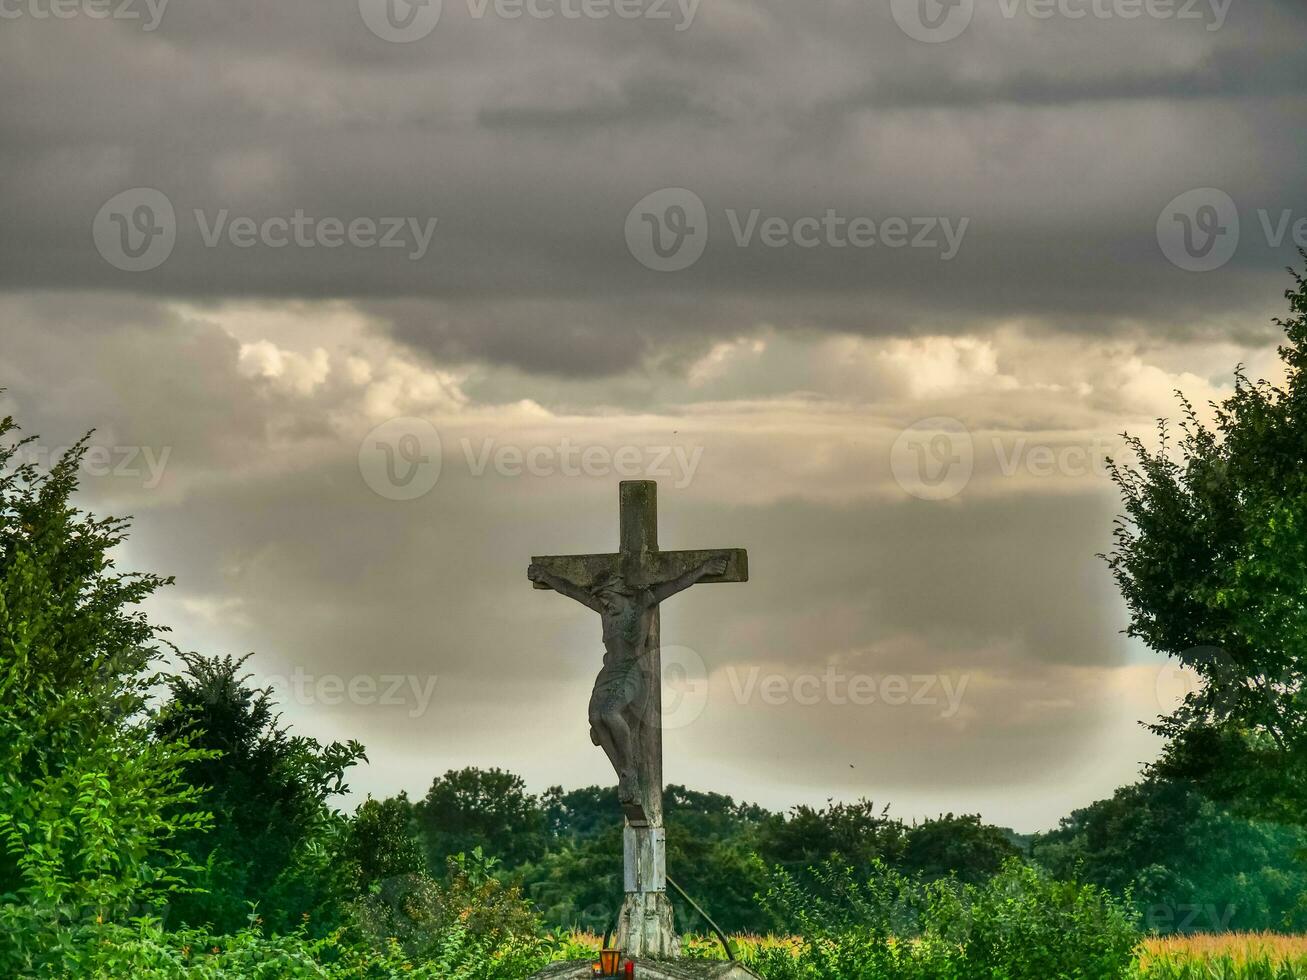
(617, 824), (680, 956)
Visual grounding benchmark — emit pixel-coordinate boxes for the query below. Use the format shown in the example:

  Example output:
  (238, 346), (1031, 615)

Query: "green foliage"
(541, 784), (621, 841)
(417, 768), (547, 870)
(154, 653), (367, 935)
(748, 858), (1140, 980)
(901, 813), (1022, 884)
(1106, 256), (1307, 823)
(348, 847), (544, 968)
(32, 914), (565, 979)
(758, 800), (906, 879)
(1035, 779), (1307, 932)
(403, 770), (1231, 938)
(519, 825), (624, 933)
(17, 845), (576, 978)
(346, 794), (427, 892)
(0, 418), (214, 973)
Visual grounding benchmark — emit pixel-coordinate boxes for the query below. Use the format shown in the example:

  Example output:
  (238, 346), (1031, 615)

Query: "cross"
(529, 480), (747, 957)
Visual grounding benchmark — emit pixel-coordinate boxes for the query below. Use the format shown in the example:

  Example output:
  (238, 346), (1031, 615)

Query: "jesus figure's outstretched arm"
(650, 555), (729, 603)
(528, 563), (602, 611)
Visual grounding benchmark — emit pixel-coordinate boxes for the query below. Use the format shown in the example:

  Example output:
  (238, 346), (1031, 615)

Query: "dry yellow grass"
(1140, 932), (1307, 967)
(569, 928), (1307, 969)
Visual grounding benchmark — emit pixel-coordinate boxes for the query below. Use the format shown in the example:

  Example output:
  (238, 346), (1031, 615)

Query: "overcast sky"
(2, 0), (1305, 832)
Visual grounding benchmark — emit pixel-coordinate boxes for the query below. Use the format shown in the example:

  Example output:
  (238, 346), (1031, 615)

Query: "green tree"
(0, 418), (211, 971)
(155, 652), (366, 935)
(346, 794), (426, 892)
(540, 784), (620, 842)
(416, 768), (546, 870)
(663, 786), (773, 934)
(349, 847), (543, 969)
(1106, 258), (1307, 824)
(901, 813), (1021, 883)
(1034, 778), (1307, 932)
(518, 827), (623, 933)
(522, 784), (776, 934)
(757, 799), (906, 877)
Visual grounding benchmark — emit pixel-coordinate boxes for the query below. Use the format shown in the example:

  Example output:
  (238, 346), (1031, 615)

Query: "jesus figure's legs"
(589, 658), (644, 804)
(590, 709), (640, 803)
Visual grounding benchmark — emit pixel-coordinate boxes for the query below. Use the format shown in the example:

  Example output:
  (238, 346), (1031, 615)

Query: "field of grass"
(567, 931), (1307, 979)
(1135, 933), (1307, 979)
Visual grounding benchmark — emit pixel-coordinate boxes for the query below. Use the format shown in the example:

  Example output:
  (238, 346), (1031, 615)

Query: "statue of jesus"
(527, 554), (728, 807)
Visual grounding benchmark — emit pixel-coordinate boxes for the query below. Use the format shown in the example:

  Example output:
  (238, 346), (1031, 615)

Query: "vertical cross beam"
(619, 481), (663, 827)
(620, 480), (658, 558)
(617, 483), (672, 954)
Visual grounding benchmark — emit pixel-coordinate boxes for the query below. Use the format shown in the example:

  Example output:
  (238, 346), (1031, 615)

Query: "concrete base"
(616, 823), (678, 957)
(616, 889), (681, 958)
(529, 958), (761, 980)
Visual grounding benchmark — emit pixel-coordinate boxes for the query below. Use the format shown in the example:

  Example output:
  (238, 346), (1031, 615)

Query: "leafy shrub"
(0, 423), (215, 973)
(346, 795), (427, 893)
(750, 858), (1140, 980)
(154, 653), (366, 936)
(349, 848), (543, 966)
(31, 915), (571, 979)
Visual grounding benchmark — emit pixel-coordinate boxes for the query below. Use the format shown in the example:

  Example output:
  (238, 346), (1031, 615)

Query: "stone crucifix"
(528, 480), (748, 957)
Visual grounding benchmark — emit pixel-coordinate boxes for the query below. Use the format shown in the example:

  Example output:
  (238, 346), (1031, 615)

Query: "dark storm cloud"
(829, 39), (1307, 110)
(4, 0), (1302, 830)
(2, 0), (1306, 376)
(477, 75), (719, 129)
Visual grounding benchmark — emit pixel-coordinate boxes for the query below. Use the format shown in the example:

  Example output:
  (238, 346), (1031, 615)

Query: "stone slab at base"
(528, 959), (761, 980)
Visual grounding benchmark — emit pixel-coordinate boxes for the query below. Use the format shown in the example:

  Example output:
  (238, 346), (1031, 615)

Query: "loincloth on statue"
(589, 655), (645, 716)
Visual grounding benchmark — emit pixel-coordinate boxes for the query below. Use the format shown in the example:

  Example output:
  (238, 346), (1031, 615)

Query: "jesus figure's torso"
(598, 592), (654, 665)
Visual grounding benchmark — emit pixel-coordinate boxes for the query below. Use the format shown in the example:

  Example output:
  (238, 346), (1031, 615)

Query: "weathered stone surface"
(623, 825), (666, 892)
(528, 958), (761, 980)
(617, 889), (680, 958)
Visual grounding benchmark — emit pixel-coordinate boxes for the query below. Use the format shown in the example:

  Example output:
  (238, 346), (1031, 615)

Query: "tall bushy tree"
(1034, 778), (1307, 932)
(0, 417), (212, 970)
(416, 768), (546, 870)
(155, 653), (366, 935)
(758, 799), (906, 876)
(901, 813), (1021, 883)
(346, 794), (426, 892)
(1107, 257), (1307, 823)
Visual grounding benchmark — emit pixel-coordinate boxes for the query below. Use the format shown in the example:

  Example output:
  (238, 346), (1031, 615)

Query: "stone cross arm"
(529, 548), (749, 592)
(531, 480), (748, 592)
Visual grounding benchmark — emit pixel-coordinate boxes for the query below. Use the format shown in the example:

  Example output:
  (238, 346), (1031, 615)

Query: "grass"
(1135, 933), (1307, 979)
(1140, 934), (1307, 964)
(565, 930), (1307, 979)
